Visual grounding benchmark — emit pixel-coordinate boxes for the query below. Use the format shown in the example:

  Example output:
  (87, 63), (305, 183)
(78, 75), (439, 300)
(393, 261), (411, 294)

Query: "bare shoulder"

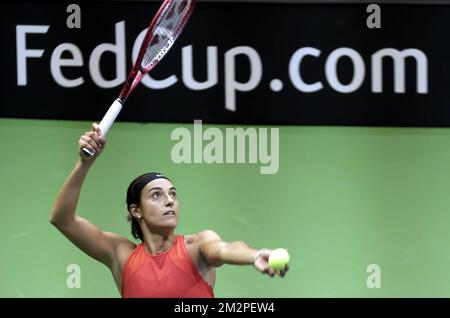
(185, 230), (222, 246)
(103, 231), (136, 259)
(198, 230), (222, 240)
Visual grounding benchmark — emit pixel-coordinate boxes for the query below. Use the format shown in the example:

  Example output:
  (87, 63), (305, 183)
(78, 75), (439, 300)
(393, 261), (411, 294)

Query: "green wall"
(1, 118), (450, 297)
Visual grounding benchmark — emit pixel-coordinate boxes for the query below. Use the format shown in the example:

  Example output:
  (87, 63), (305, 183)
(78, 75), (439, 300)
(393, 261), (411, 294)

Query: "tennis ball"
(268, 248), (290, 270)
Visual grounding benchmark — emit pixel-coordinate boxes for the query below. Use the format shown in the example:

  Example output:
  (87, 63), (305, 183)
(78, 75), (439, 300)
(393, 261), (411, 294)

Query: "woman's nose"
(165, 194), (174, 205)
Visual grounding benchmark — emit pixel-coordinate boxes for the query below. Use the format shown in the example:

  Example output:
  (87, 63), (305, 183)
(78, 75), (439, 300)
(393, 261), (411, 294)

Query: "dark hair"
(126, 172), (171, 241)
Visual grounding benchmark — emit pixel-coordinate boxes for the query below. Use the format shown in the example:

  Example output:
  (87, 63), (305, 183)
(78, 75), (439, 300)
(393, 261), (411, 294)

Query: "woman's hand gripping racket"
(82, 0), (196, 156)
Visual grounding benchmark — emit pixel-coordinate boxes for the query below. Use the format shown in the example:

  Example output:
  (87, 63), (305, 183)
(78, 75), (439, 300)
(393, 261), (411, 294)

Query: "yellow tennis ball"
(268, 248), (290, 270)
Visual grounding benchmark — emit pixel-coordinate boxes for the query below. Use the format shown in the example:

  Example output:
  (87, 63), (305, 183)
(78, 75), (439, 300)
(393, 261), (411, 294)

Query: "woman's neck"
(143, 232), (177, 255)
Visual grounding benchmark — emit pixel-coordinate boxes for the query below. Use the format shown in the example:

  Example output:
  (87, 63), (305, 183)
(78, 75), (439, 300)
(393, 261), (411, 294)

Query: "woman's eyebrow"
(147, 187), (162, 193)
(147, 187), (177, 193)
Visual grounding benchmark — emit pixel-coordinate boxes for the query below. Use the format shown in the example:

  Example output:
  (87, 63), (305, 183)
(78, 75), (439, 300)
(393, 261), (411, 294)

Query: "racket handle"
(81, 99), (123, 157)
(99, 99), (123, 136)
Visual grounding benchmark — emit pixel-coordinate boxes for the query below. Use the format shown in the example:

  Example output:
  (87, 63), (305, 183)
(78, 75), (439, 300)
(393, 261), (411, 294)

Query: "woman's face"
(138, 178), (179, 230)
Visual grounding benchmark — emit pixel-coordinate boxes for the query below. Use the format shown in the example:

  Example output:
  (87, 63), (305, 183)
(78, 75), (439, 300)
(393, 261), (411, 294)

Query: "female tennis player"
(50, 123), (289, 298)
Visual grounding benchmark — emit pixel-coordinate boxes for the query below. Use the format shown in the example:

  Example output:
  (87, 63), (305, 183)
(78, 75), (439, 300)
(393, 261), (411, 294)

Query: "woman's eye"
(152, 192), (160, 199)
(170, 192), (177, 198)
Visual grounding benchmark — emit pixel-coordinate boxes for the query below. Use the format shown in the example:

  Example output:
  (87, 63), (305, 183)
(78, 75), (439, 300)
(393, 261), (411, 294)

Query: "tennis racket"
(82, 0), (196, 156)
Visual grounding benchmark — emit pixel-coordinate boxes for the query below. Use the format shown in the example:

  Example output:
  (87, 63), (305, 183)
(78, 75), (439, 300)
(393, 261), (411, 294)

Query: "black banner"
(2, 1), (450, 126)
(0, 298), (443, 316)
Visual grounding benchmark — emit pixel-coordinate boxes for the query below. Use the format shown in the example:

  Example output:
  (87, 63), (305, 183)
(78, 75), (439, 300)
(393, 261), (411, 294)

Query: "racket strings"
(141, 0), (192, 69)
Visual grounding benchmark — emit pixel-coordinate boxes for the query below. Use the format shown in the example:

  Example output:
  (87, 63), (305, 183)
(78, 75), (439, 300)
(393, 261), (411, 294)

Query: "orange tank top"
(121, 235), (214, 298)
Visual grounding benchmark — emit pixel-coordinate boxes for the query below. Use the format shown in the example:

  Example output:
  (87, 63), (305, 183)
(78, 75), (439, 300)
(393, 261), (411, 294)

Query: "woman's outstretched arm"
(198, 230), (289, 277)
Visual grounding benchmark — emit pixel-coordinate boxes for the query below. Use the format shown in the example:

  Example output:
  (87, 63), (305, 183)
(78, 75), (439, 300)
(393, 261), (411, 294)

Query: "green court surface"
(1, 118), (450, 297)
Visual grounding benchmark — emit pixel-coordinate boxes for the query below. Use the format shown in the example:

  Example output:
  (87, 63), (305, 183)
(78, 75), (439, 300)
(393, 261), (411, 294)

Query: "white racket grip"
(98, 99), (123, 137)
